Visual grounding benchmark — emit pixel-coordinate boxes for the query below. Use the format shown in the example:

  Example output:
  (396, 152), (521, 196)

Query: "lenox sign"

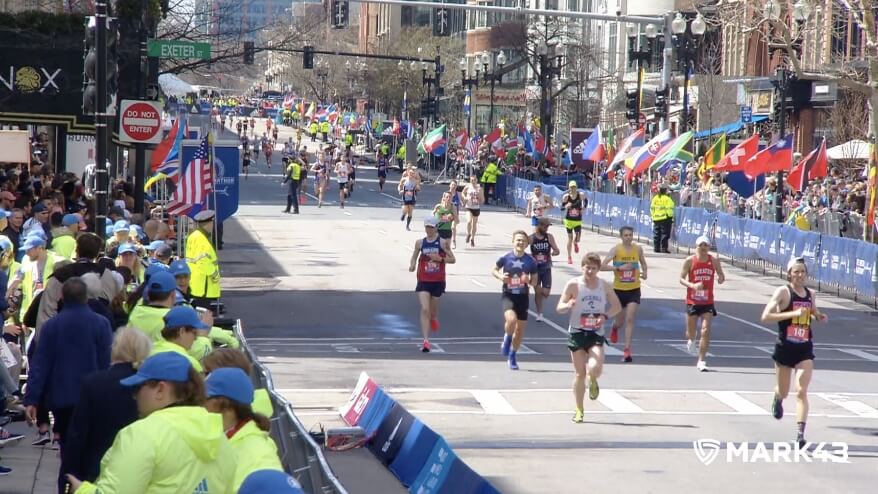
(0, 66), (63, 94)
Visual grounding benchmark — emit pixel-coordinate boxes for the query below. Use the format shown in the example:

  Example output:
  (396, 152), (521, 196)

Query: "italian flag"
(418, 124), (447, 155)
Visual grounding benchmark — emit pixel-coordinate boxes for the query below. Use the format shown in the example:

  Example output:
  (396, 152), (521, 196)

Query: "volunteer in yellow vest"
(282, 157), (302, 214)
(127, 268), (176, 339)
(309, 121), (318, 141)
(50, 214), (80, 260)
(65, 352), (236, 494)
(151, 305), (210, 372)
(650, 184), (675, 254)
(344, 132), (353, 150)
(320, 121), (330, 142)
(14, 233), (61, 326)
(186, 210), (221, 311)
(204, 368), (283, 491)
(170, 260), (237, 349)
(601, 225), (648, 364)
(480, 161), (500, 205)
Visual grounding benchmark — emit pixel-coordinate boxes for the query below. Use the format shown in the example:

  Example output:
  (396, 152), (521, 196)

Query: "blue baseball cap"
(32, 202), (48, 213)
(0, 209), (10, 219)
(238, 470), (304, 494)
(163, 306), (209, 330)
(0, 236), (12, 252)
(205, 368), (254, 404)
(119, 352), (192, 387)
(146, 240), (165, 252)
(146, 270), (177, 293)
(169, 259), (191, 276)
(113, 220), (130, 233)
(62, 214), (79, 226)
(117, 243), (137, 255)
(23, 236), (46, 250)
(24, 229), (46, 241)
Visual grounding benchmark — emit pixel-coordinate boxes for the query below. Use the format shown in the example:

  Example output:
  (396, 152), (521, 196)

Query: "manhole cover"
(221, 277), (280, 291)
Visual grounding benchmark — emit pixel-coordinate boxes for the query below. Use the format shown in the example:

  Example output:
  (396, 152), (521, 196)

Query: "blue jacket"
(24, 303), (112, 410)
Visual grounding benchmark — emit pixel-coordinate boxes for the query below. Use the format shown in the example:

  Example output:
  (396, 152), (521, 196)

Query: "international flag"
(744, 134), (793, 180)
(454, 129), (468, 148)
(167, 136), (212, 216)
(786, 138), (828, 192)
(486, 128), (503, 155)
(151, 115), (184, 179)
(282, 94), (294, 109)
(305, 102), (316, 118)
(867, 156), (877, 228)
(650, 131), (694, 172)
(611, 127), (645, 168)
(580, 125), (605, 161)
(698, 133), (727, 181)
(605, 127), (616, 164)
(627, 129), (674, 177)
(463, 88), (471, 117)
(714, 134), (759, 172)
(466, 135), (481, 157)
(418, 124), (447, 155)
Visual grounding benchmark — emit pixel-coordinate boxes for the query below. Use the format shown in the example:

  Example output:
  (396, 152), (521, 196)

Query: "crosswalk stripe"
(471, 390), (517, 415)
(817, 393), (878, 418)
(667, 343), (714, 357)
(707, 391), (769, 415)
(597, 389), (643, 413)
(834, 348), (878, 362)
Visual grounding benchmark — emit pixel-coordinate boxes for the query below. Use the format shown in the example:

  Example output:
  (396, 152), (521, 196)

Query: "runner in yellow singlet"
(601, 225), (648, 363)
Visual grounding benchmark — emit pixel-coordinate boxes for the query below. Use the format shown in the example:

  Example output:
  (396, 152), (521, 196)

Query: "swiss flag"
(714, 134), (759, 172)
(787, 138), (828, 192)
(744, 134), (793, 180)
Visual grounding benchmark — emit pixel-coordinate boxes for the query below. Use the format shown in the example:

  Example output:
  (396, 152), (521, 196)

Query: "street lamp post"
(315, 58), (329, 104)
(537, 43), (561, 154)
(670, 13), (705, 134)
(480, 50), (507, 130)
(459, 57), (480, 137)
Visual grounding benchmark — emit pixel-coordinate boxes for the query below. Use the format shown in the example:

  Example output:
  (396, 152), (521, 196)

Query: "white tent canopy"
(826, 139), (873, 160)
(158, 73), (196, 97)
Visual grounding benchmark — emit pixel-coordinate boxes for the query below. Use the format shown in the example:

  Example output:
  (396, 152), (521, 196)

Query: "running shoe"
(574, 243), (580, 254)
(622, 348), (632, 363)
(0, 429), (23, 446)
(609, 326), (619, 344)
(430, 319), (440, 332)
(572, 409), (584, 423)
(796, 434), (806, 449)
(696, 360), (709, 372)
(50, 439), (60, 451)
(687, 339), (695, 355)
(470, 238), (475, 247)
(536, 313), (543, 322)
(508, 352), (519, 370)
(31, 430), (51, 446)
(421, 340), (431, 353)
(771, 394), (784, 420)
(400, 214), (405, 221)
(567, 256), (573, 265)
(588, 377), (600, 400)
(501, 334), (512, 356)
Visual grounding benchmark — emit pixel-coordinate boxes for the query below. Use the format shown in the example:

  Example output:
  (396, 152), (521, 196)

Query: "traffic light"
(243, 41), (255, 65)
(625, 89), (638, 122)
(331, 0), (349, 29)
(82, 16), (117, 114)
(106, 18), (118, 108)
(421, 98), (435, 117)
(654, 87), (669, 120)
(303, 45), (314, 69)
(433, 8), (450, 37)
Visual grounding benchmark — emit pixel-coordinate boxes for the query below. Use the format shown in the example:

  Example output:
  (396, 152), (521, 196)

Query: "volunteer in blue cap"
(170, 260), (238, 350)
(22, 201), (52, 245)
(14, 234), (62, 324)
(127, 271), (177, 341)
(64, 352), (236, 494)
(105, 220), (130, 257)
(115, 243), (144, 284)
(50, 213), (80, 260)
(238, 470), (305, 494)
(205, 368), (282, 490)
(151, 306), (210, 372)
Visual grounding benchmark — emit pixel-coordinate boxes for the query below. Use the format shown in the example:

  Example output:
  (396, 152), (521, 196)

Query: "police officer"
(186, 210), (220, 312)
(309, 121), (318, 142)
(650, 184), (675, 253)
(282, 157), (302, 214)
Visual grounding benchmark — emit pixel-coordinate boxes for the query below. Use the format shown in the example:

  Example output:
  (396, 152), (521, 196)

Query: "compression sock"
(406, 215), (412, 228)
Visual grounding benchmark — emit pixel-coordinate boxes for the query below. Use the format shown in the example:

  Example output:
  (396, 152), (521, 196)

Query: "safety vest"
(286, 162), (301, 181)
(320, 121), (330, 133)
(50, 234), (76, 260)
(309, 123), (318, 133)
(650, 194), (675, 221)
(481, 163), (499, 184)
(20, 254), (60, 321)
(344, 134), (353, 146)
(185, 228), (220, 298)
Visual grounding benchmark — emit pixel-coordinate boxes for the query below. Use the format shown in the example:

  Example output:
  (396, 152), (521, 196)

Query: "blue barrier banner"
(368, 403), (415, 465)
(818, 235), (858, 288)
(714, 213), (737, 255)
(443, 458), (500, 494)
(738, 219), (766, 259)
(408, 438), (456, 494)
(357, 387), (396, 437)
(635, 197), (653, 239)
(854, 242), (878, 298)
(675, 207), (717, 247)
(541, 173), (585, 189)
(389, 420), (440, 487)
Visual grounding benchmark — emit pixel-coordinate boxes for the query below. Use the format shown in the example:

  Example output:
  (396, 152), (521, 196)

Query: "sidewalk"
(1, 420), (60, 493)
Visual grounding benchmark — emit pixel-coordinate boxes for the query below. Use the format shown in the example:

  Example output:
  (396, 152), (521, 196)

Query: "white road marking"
(834, 348), (878, 362)
(667, 343), (714, 357)
(753, 346), (775, 355)
(817, 393), (878, 418)
(717, 311), (776, 336)
(378, 229), (388, 235)
(470, 278), (486, 287)
(470, 390), (517, 415)
(380, 192), (403, 202)
(707, 391), (769, 415)
(277, 387), (878, 396)
(343, 211), (352, 216)
(596, 389), (644, 413)
(528, 309), (623, 356)
(290, 409), (873, 418)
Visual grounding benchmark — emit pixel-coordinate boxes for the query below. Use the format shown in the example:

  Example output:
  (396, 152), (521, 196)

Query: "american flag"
(167, 136), (213, 216)
(466, 135), (481, 158)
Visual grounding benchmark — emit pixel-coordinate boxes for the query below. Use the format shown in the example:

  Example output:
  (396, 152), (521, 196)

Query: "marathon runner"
(310, 157), (328, 208)
(334, 159), (350, 209)
(556, 252), (622, 423)
(601, 226), (647, 363)
(560, 181), (587, 264)
(347, 156), (357, 196)
(679, 235), (725, 372)
(448, 181), (463, 249)
(462, 175), (483, 247)
(398, 166), (419, 231)
(526, 185), (553, 232)
(377, 154), (388, 192)
(241, 149), (251, 180)
(760, 257), (827, 448)
(432, 192), (458, 251)
(492, 231), (538, 370)
(409, 217), (456, 353)
(530, 218), (560, 322)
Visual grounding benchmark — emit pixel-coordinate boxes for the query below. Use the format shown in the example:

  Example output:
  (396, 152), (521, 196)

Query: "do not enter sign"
(119, 100), (163, 144)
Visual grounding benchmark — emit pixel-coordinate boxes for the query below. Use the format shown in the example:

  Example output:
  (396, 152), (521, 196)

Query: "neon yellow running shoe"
(588, 377), (600, 401)
(572, 409), (584, 423)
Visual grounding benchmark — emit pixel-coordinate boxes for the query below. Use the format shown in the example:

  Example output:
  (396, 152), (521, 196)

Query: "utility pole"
(94, 0), (109, 236)
(133, 0), (148, 214)
(773, 66), (789, 223)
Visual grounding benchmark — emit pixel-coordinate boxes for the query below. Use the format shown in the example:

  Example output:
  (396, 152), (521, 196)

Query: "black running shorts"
(501, 292), (530, 321)
(416, 281), (446, 298)
(567, 330), (605, 352)
(437, 229), (452, 239)
(686, 304), (717, 317)
(772, 341), (814, 368)
(467, 208), (481, 217)
(615, 288), (641, 307)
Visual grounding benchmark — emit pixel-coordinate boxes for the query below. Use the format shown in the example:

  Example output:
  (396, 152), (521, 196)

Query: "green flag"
(650, 131), (694, 171)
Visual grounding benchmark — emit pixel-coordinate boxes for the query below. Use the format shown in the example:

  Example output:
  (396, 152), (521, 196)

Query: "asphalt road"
(219, 121), (878, 494)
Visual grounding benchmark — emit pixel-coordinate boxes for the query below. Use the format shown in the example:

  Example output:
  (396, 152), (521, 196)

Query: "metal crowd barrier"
(232, 320), (349, 494)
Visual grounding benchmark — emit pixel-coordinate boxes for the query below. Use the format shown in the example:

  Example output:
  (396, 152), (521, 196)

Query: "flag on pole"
(305, 102), (316, 118)
(580, 125), (605, 161)
(466, 135), (481, 157)
(167, 136), (211, 216)
(744, 134), (793, 180)
(605, 127), (616, 163)
(714, 134), (759, 172)
(611, 128), (645, 168)
(418, 124), (447, 155)
(698, 133), (727, 181)
(151, 115), (184, 179)
(463, 88), (471, 117)
(867, 156), (877, 229)
(627, 129), (674, 177)
(454, 129), (468, 148)
(650, 131), (694, 172)
(786, 138), (828, 192)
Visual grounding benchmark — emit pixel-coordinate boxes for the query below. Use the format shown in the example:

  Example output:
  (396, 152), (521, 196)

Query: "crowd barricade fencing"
(234, 320), (349, 494)
(503, 178), (878, 305)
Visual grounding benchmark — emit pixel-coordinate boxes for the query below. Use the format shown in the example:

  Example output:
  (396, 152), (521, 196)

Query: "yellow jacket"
(481, 163), (500, 184)
(650, 194), (675, 221)
(228, 420), (283, 492)
(186, 228), (220, 298)
(151, 339), (204, 373)
(127, 305), (170, 342)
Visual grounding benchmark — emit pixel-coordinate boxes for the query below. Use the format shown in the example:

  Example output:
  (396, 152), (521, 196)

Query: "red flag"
(744, 134), (793, 180)
(150, 117), (179, 173)
(786, 139), (828, 192)
(392, 117), (401, 136)
(713, 134), (759, 172)
(454, 129), (468, 148)
(486, 128), (501, 145)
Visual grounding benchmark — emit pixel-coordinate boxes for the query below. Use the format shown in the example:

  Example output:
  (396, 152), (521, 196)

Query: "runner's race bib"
(508, 274), (524, 290)
(579, 314), (602, 330)
(693, 289), (708, 302)
(426, 261), (441, 273)
(441, 214), (453, 222)
(619, 269), (636, 283)
(534, 254), (547, 263)
(569, 208), (581, 218)
(786, 325), (810, 343)
(404, 190), (414, 200)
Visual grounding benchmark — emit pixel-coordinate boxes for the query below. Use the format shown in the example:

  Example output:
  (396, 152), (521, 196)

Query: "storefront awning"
(693, 116), (768, 140)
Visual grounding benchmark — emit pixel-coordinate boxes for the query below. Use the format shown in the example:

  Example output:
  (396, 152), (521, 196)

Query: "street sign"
(119, 100), (162, 144)
(740, 105), (752, 123)
(638, 112), (647, 125)
(147, 39), (211, 60)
